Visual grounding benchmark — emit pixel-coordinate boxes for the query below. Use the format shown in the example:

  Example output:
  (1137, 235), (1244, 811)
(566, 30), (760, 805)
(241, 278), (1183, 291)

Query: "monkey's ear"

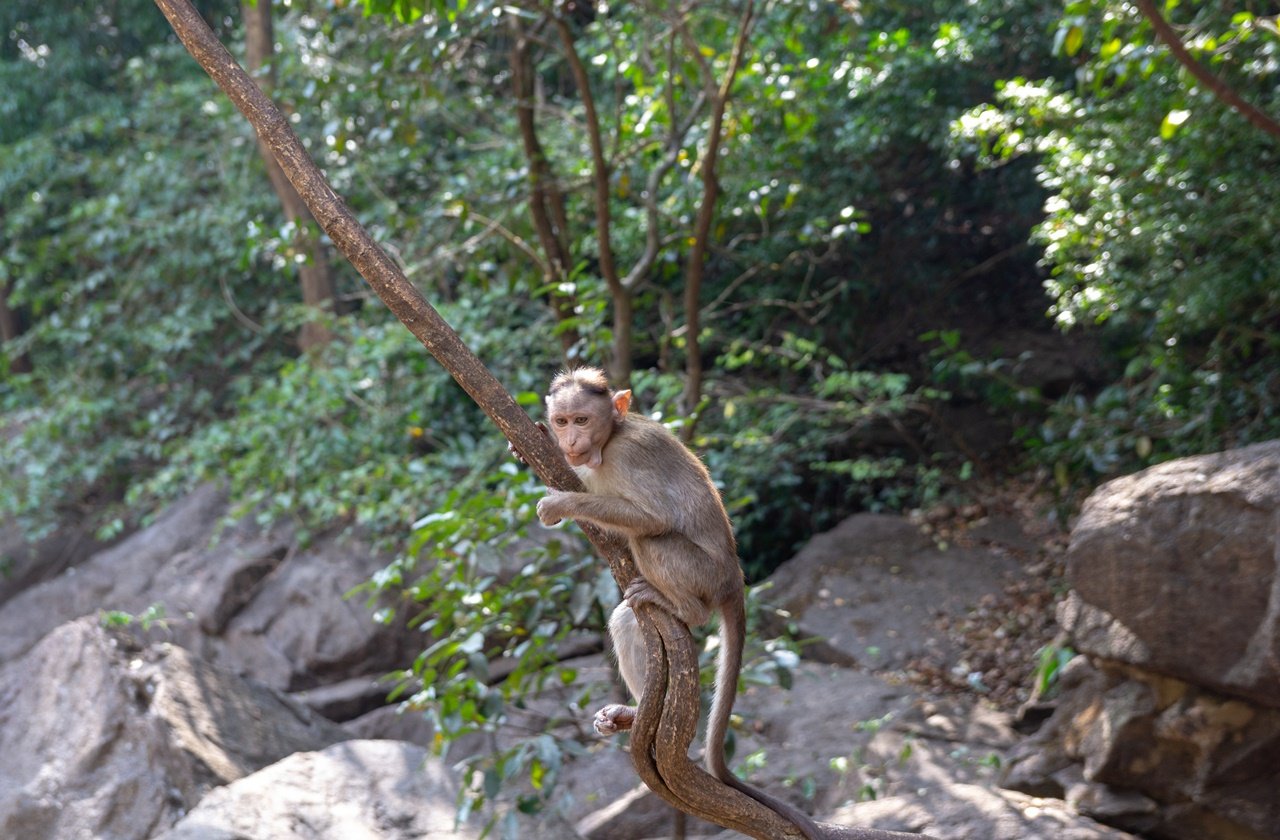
(612, 389), (632, 418)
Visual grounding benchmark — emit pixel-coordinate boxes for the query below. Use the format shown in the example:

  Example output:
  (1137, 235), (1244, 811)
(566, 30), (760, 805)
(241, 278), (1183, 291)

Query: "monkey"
(532, 367), (822, 840)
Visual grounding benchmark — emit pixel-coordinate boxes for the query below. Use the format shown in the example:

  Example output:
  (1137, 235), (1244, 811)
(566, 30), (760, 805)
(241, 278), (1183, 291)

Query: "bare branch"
(620, 25), (710, 293)
(553, 15), (634, 385)
(1133, 0), (1280, 141)
(510, 18), (582, 356)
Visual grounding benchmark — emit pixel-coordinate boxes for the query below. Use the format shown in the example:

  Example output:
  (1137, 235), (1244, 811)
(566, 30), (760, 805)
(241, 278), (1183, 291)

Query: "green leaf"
(1160, 108), (1191, 139)
(1064, 25), (1085, 57)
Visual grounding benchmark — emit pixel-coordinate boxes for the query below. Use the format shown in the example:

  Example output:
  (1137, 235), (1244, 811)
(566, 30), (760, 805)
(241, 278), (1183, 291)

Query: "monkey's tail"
(706, 596), (823, 840)
(704, 594), (745, 785)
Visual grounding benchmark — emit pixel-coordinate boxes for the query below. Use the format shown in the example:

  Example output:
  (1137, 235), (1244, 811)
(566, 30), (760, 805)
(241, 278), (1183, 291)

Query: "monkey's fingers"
(593, 703), (636, 736)
(535, 496), (563, 526)
(508, 422), (551, 465)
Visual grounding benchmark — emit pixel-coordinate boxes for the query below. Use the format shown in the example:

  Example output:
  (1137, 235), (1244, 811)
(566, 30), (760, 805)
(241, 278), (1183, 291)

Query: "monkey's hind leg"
(593, 703), (636, 735)
(595, 601), (646, 736)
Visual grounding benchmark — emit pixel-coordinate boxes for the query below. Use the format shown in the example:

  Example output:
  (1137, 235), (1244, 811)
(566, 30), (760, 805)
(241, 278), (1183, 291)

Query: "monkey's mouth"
(566, 451), (602, 469)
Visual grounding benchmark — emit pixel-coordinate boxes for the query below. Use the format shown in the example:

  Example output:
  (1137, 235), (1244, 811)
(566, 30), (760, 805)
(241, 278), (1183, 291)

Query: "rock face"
(0, 618), (349, 840)
(0, 483), (413, 702)
(1005, 441), (1280, 840)
(828, 784), (1136, 840)
(156, 740), (474, 840)
(1004, 657), (1280, 839)
(764, 513), (1022, 670)
(1062, 440), (1280, 706)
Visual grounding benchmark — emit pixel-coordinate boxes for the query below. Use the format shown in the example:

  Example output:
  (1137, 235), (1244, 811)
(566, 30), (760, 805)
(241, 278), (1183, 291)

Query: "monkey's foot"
(623, 577), (677, 614)
(593, 703), (636, 736)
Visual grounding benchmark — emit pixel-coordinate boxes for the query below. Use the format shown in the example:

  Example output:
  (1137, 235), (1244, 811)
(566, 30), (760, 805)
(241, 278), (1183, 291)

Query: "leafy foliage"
(953, 0), (1280, 480)
(1, 39), (284, 538)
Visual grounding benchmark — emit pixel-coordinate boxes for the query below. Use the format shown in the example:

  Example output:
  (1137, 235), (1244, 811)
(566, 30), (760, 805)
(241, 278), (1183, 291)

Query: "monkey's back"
(581, 414), (738, 573)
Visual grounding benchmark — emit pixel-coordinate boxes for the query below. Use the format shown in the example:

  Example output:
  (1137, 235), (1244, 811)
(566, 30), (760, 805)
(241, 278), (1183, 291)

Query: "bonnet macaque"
(533, 367), (819, 839)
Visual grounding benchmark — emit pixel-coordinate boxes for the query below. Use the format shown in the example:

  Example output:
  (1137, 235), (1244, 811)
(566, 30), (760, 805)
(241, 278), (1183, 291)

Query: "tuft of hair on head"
(550, 366), (611, 396)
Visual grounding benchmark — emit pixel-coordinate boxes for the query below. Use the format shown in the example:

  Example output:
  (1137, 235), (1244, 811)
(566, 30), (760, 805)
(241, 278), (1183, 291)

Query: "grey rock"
(0, 484), (412, 699)
(0, 484), (229, 665)
(0, 618), (349, 840)
(825, 784), (1138, 840)
(1003, 654), (1280, 839)
(154, 740), (475, 840)
(764, 513), (1022, 670)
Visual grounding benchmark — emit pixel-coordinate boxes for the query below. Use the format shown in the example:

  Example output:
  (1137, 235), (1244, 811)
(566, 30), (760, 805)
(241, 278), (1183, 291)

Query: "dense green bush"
(0, 47), (283, 538)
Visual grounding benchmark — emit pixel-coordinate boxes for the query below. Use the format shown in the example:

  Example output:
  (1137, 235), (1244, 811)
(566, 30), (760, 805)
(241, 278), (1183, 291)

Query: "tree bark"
(1133, 0), (1280, 141)
(553, 17), (632, 387)
(242, 0), (337, 352)
(151, 2), (934, 836)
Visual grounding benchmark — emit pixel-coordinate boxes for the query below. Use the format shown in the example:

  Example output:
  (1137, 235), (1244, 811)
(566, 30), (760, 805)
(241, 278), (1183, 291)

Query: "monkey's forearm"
(549, 491), (668, 537)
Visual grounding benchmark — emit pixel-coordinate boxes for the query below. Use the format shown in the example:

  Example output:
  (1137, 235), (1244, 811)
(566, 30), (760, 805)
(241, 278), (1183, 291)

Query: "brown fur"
(536, 368), (820, 840)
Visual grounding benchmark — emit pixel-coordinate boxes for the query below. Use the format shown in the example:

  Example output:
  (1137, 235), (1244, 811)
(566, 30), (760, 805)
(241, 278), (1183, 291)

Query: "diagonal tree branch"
(1133, 0), (1280, 141)
(150, 3), (933, 837)
(151, 0), (629, 579)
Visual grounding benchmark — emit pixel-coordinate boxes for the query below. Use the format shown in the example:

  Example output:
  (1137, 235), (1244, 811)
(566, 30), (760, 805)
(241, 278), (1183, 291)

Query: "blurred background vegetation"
(3, 0), (1277, 822)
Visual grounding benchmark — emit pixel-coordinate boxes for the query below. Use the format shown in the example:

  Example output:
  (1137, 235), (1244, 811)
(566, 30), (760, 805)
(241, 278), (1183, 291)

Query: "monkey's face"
(545, 385), (628, 470)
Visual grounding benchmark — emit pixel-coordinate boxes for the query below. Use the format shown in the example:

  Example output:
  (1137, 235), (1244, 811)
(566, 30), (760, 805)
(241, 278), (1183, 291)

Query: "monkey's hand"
(536, 489), (574, 526)
(508, 421), (550, 465)
(592, 703), (636, 736)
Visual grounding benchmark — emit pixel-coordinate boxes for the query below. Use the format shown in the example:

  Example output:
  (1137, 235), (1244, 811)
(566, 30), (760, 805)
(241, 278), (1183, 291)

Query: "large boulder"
(1003, 657), (1280, 840)
(1006, 442), (1280, 840)
(0, 484), (230, 664)
(1061, 440), (1280, 707)
(826, 784), (1137, 840)
(0, 618), (350, 840)
(0, 484), (413, 704)
(155, 740), (475, 840)
(0, 519), (105, 608)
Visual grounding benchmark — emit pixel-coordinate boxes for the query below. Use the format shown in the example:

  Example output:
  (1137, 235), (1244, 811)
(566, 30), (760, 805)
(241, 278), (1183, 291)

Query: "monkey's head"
(545, 367), (631, 470)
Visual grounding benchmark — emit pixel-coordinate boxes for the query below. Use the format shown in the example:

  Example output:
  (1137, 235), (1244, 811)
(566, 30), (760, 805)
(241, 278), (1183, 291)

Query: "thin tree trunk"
(243, 0), (337, 352)
(554, 17), (632, 386)
(510, 18), (581, 360)
(0, 281), (32, 374)
(678, 2), (754, 436)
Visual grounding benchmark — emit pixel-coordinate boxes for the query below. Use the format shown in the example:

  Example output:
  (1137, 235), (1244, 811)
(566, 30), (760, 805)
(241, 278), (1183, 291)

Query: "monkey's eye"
(553, 418), (569, 427)
(574, 416), (590, 425)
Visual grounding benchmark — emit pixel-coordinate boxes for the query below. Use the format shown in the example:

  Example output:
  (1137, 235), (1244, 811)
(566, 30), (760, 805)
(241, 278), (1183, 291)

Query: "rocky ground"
(2, 441), (1277, 839)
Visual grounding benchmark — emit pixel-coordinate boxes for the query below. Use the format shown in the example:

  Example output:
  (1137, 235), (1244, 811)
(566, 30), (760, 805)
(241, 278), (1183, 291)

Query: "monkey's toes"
(623, 579), (676, 614)
(593, 703), (636, 736)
